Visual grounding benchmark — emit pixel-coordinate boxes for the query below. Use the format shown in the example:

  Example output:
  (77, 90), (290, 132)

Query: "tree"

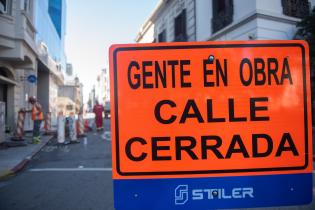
(295, 6), (315, 123)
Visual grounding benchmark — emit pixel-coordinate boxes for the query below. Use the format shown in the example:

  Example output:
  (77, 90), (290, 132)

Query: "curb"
(0, 135), (54, 180)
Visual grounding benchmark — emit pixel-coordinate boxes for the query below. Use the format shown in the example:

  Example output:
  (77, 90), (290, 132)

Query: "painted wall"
(195, 0), (211, 41)
(234, 0), (256, 20)
(137, 22), (155, 43)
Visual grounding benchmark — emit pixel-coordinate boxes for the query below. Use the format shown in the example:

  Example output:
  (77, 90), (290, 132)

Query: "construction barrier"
(84, 119), (90, 132)
(11, 109), (26, 141)
(77, 112), (86, 137)
(0, 102), (5, 143)
(57, 112), (65, 144)
(44, 112), (54, 135)
(68, 112), (78, 142)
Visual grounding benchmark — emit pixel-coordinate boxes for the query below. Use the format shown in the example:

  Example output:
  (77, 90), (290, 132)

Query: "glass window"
(281, 0), (310, 18)
(212, 0), (233, 33)
(0, 0), (8, 14)
(174, 9), (187, 42)
(24, 0), (30, 12)
(158, 30), (166, 42)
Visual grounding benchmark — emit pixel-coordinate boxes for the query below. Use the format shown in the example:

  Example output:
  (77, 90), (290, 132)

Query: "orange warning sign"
(109, 40), (312, 179)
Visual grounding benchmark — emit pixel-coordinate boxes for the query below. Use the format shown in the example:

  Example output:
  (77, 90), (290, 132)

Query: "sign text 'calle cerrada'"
(109, 41), (312, 210)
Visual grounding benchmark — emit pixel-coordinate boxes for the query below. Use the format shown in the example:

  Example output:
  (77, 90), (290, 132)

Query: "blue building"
(35, 0), (66, 71)
(35, 0), (67, 126)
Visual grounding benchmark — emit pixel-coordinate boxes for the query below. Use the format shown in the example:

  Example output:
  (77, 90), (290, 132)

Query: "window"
(174, 9), (187, 42)
(0, 0), (8, 14)
(281, 0), (310, 18)
(66, 105), (73, 111)
(24, 0), (31, 12)
(212, 0), (233, 33)
(158, 30), (166, 42)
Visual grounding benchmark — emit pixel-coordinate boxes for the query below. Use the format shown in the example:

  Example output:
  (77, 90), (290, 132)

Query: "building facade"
(104, 68), (110, 104)
(98, 68), (110, 112)
(91, 68), (110, 112)
(87, 67), (110, 112)
(65, 63), (74, 81)
(94, 68), (110, 105)
(0, 0), (67, 131)
(35, 0), (67, 127)
(58, 77), (83, 114)
(0, 0), (37, 131)
(136, 0), (315, 43)
(87, 86), (95, 112)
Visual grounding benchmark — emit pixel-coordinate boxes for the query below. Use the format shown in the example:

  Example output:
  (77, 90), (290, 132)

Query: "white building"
(65, 63), (74, 81)
(95, 68), (110, 106)
(136, 0), (315, 43)
(104, 68), (110, 104)
(58, 76), (83, 114)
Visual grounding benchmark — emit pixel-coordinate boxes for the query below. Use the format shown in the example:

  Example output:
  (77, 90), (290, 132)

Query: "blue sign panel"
(27, 75), (37, 83)
(114, 174), (312, 210)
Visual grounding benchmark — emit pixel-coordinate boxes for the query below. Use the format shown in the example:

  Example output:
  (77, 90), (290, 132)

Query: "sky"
(65, 0), (158, 102)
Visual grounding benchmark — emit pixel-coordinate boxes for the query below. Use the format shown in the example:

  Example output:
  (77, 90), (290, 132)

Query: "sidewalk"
(0, 133), (53, 179)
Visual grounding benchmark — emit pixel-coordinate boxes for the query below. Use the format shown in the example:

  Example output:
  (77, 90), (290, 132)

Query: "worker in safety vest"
(27, 96), (44, 144)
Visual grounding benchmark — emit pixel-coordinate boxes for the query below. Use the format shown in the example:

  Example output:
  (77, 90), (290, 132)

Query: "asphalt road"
(0, 119), (113, 210)
(1, 118), (315, 210)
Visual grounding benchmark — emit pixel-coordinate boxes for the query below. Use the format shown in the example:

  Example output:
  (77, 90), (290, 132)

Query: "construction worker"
(93, 100), (104, 131)
(27, 96), (44, 144)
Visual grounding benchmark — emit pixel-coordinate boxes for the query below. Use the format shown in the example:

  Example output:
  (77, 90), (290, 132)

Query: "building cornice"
(135, 0), (165, 42)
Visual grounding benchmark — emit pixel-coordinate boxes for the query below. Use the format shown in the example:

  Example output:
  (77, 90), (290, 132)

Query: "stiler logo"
(175, 185), (189, 205)
(174, 185), (254, 205)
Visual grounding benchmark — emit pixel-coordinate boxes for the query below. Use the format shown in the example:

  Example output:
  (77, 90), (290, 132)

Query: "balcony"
(37, 42), (64, 85)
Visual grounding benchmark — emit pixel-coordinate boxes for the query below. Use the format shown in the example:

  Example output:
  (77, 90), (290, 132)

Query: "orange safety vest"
(32, 102), (44, 120)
